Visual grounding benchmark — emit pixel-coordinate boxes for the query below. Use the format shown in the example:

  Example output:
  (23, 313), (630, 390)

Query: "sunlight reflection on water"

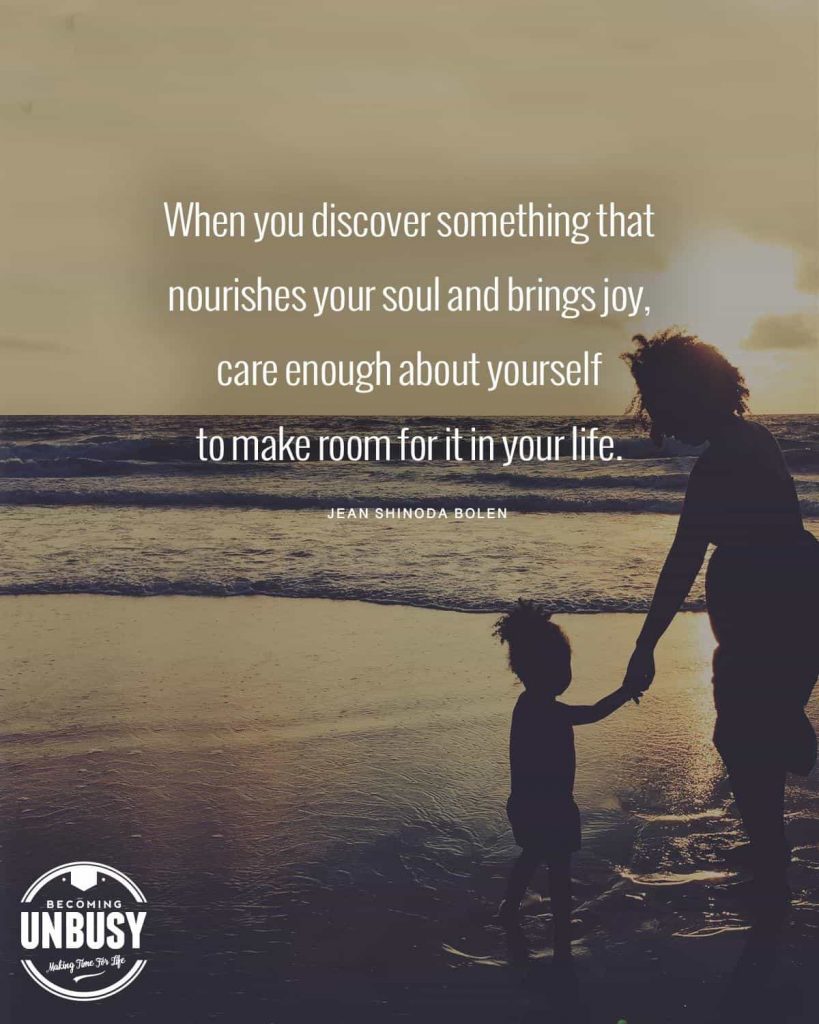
(0, 598), (817, 988)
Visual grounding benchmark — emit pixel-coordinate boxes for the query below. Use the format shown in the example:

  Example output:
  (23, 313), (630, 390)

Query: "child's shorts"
(507, 793), (581, 857)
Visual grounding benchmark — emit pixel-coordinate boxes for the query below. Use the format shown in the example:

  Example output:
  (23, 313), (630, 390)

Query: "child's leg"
(502, 847), (542, 918)
(547, 854), (572, 960)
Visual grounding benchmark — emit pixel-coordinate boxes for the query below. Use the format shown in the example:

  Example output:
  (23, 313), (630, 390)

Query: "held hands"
(622, 642), (656, 703)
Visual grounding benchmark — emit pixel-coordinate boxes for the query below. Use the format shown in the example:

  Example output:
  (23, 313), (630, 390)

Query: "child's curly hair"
(494, 599), (570, 684)
(622, 328), (749, 440)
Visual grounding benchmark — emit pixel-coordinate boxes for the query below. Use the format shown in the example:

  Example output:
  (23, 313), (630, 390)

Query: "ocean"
(2, 415), (819, 1021)
(1, 414), (817, 610)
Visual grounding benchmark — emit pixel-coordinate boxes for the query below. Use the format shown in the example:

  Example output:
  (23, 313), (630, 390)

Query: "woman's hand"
(623, 642), (656, 698)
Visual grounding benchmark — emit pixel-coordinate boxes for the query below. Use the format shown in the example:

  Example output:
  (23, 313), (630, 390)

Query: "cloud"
(742, 312), (818, 351)
(0, 335), (67, 353)
(1, 1), (817, 412)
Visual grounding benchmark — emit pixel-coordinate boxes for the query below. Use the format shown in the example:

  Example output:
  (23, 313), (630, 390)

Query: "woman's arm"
(635, 524), (708, 649)
(624, 470), (711, 690)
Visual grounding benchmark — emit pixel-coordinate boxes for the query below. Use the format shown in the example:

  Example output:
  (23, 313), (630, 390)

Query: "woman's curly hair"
(622, 329), (749, 439)
(494, 599), (570, 683)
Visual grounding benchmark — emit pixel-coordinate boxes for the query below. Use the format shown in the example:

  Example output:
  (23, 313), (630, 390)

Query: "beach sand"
(1, 596), (818, 1022)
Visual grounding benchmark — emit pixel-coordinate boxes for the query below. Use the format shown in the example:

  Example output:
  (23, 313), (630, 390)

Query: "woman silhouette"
(622, 329), (819, 914)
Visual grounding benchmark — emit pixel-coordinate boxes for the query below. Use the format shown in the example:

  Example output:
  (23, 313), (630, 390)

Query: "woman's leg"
(547, 855), (572, 960)
(713, 658), (790, 905)
(722, 746), (789, 899)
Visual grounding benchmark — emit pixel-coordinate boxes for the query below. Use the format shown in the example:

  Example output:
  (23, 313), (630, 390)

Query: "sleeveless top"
(509, 692), (575, 801)
(680, 420), (804, 550)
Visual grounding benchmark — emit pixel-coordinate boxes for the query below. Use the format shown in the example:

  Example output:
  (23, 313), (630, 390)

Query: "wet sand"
(1, 596), (818, 1022)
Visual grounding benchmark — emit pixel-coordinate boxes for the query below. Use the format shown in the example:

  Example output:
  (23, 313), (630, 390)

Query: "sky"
(1, 0), (817, 414)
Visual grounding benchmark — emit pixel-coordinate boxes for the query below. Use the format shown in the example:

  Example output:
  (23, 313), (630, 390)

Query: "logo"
(19, 861), (148, 1001)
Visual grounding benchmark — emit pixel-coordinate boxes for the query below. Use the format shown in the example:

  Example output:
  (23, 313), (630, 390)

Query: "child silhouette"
(495, 600), (637, 959)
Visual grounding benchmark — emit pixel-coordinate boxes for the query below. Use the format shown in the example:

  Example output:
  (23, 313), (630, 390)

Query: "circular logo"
(19, 861), (148, 1001)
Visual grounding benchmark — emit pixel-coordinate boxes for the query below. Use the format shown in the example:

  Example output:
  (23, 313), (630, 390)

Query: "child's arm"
(562, 686), (633, 725)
